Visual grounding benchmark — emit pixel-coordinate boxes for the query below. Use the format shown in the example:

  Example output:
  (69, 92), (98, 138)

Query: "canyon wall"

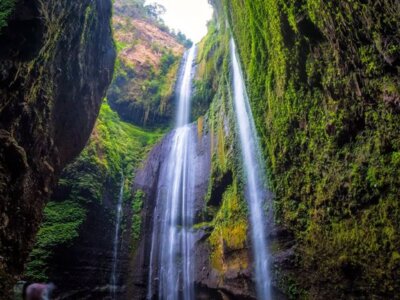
(0, 0), (115, 297)
(222, 0), (400, 298)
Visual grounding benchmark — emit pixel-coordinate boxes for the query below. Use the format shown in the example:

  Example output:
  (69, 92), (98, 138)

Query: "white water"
(147, 46), (197, 300)
(230, 38), (272, 299)
(110, 175), (124, 299)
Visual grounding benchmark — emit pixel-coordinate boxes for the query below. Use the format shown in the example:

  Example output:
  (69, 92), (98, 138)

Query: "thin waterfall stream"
(147, 45), (197, 300)
(110, 175), (124, 299)
(230, 38), (272, 299)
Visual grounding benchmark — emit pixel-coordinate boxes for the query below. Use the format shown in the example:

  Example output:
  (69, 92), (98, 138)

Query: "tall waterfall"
(110, 175), (124, 299)
(147, 45), (197, 300)
(230, 38), (272, 299)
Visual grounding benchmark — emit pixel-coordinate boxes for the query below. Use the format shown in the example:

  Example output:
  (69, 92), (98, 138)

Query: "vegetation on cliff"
(25, 103), (162, 281)
(4, 0), (398, 298)
(222, 0), (400, 298)
(193, 16), (254, 291)
(0, 0), (115, 296)
(107, 0), (189, 127)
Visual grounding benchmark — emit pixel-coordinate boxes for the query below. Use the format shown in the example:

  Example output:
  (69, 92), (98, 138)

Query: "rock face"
(193, 229), (255, 300)
(129, 120), (279, 299)
(128, 125), (211, 299)
(220, 0), (400, 298)
(0, 0), (115, 296)
(45, 181), (134, 300)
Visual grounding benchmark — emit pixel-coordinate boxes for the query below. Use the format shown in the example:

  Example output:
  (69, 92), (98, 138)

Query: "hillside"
(108, 0), (188, 127)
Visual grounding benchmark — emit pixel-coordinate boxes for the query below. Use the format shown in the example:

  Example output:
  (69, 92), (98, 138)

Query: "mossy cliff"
(25, 103), (162, 298)
(0, 0), (115, 297)
(214, 0), (399, 298)
(189, 15), (257, 298)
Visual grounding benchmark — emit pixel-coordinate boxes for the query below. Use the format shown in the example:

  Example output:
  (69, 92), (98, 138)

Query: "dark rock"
(127, 124), (211, 299)
(126, 130), (174, 300)
(194, 229), (256, 300)
(45, 182), (126, 300)
(0, 0), (115, 296)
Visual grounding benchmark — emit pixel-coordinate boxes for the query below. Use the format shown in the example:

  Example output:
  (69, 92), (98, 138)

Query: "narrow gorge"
(0, 0), (399, 300)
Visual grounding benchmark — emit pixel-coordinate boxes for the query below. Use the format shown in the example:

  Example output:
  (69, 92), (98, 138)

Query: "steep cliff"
(128, 123), (211, 299)
(0, 0), (115, 296)
(221, 0), (400, 298)
(165, 1), (399, 298)
(130, 16), (260, 299)
(24, 0), (188, 298)
(192, 20), (255, 298)
(7, 0), (398, 299)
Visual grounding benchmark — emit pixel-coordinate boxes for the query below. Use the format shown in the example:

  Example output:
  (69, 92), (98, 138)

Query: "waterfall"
(110, 175), (124, 299)
(230, 38), (272, 299)
(147, 45), (197, 300)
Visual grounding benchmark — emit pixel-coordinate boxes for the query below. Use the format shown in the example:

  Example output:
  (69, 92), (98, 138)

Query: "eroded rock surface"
(0, 0), (115, 295)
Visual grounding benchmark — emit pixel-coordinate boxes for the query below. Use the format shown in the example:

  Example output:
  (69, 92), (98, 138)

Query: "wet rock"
(0, 0), (115, 297)
(127, 124), (211, 299)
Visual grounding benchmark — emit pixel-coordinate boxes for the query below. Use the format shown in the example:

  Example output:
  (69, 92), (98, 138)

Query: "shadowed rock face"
(128, 124), (211, 299)
(45, 182), (128, 300)
(0, 0), (115, 295)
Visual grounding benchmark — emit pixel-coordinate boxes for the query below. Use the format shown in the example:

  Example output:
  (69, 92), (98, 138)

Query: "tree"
(145, 3), (166, 21)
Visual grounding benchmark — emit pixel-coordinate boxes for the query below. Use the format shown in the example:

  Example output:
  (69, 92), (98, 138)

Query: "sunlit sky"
(145, 0), (213, 43)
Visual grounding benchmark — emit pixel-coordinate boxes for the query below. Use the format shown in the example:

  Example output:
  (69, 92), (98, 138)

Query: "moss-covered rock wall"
(0, 0), (115, 297)
(221, 0), (400, 298)
(190, 14), (258, 298)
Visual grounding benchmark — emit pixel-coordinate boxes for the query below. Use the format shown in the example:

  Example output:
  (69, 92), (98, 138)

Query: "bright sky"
(145, 0), (213, 43)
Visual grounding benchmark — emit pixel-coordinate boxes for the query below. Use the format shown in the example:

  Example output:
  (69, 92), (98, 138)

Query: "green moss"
(0, 0), (15, 32)
(131, 189), (144, 243)
(222, 0), (400, 297)
(209, 181), (248, 271)
(25, 201), (86, 281)
(25, 102), (163, 281)
(192, 21), (228, 120)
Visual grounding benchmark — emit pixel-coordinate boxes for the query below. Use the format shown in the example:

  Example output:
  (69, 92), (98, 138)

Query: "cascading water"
(230, 38), (272, 299)
(110, 175), (124, 299)
(147, 45), (197, 300)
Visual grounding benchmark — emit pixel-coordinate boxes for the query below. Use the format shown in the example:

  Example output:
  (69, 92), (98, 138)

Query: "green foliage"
(131, 189), (144, 243)
(223, 0), (400, 297)
(95, 102), (163, 177)
(160, 51), (176, 74)
(108, 7), (183, 127)
(191, 21), (228, 120)
(174, 31), (193, 48)
(0, 0), (15, 32)
(25, 201), (86, 281)
(25, 102), (163, 281)
(208, 182), (248, 271)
